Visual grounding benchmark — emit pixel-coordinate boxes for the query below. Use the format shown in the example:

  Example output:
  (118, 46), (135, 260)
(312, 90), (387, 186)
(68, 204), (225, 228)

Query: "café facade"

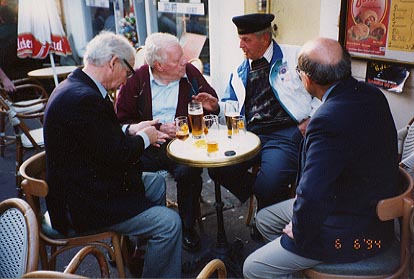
(28, 0), (414, 128)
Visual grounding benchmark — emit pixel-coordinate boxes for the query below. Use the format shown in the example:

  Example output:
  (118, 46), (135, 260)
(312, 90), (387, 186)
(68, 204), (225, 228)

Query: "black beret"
(232, 13), (275, 35)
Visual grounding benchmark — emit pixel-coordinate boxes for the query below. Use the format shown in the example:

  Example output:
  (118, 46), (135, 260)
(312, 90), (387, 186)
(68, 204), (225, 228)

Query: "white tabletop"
(167, 127), (261, 168)
(27, 65), (78, 79)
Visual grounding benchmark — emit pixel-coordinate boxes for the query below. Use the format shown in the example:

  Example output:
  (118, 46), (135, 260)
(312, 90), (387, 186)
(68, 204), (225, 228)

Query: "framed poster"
(341, 0), (414, 65)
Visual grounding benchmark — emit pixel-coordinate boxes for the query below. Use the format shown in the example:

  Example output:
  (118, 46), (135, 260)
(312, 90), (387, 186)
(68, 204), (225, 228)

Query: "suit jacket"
(115, 63), (218, 125)
(281, 77), (399, 262)
(44, 68), (153, 234)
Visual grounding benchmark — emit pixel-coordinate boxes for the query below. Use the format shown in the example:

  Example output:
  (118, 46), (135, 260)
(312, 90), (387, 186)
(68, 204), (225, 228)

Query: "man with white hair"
(116, 32), (219, 252)
(44, 31), (182, 278)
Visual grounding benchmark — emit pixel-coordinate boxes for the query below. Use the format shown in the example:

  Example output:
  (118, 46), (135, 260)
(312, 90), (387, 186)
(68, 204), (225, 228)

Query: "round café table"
(27, 65), (78, 79)
(167, 127), (261, 276)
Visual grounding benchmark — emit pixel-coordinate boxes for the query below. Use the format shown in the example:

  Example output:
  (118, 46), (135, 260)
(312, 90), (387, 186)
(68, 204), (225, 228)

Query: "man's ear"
(153, 61), (163, 72)
(109, 56), (118, 71)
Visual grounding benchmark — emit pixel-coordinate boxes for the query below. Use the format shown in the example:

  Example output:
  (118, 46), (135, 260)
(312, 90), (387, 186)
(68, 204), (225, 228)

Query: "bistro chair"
(196, 259), (227, 279)
(19, 151), (127, 278)
(22, 246), (110, 278)
(398, 116), (414, 173)
(0, 78), (48, 157)
(303, 167), (414, 279)
(0, 92), (46, 197)
(0, 198), (39, 278)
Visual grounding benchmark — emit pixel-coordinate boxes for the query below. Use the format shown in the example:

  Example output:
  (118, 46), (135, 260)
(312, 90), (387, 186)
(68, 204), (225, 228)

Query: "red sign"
(345, 0), (390, 56)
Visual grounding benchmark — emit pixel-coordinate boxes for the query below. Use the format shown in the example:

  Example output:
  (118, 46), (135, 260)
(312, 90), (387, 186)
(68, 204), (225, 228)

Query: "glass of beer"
(203, 115), (219, 156)
(224, 100), (239, 138)
(175, 116), (189, 141)
(231, 115), (246, 139)
(188, 101), (204, 139)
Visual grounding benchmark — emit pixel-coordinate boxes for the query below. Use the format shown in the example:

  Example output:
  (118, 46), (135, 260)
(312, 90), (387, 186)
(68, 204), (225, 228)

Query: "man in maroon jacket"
(116, 32), (219, 252)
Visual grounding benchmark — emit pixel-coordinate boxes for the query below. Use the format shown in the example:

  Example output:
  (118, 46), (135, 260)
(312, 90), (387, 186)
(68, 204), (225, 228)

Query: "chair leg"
(112, 234), (126, 278)
(39, 240), (50, 270)
(15, 140), (23, 198)
(245, 194), (255, 226)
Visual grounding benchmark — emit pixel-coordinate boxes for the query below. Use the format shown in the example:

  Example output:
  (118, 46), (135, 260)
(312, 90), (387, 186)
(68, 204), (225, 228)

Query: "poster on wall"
(346, 0), (390, 56)
(366, 61), (410, 93)
(343, 0), (414, 65)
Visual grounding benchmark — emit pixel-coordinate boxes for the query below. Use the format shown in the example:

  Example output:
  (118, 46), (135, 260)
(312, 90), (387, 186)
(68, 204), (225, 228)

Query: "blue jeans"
(106, 172), (182, 278)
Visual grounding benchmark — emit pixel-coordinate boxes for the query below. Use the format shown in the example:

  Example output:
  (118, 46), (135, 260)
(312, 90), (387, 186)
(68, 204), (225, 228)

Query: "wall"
(242, 0), (414, 129)
(209, 0), (245, 97)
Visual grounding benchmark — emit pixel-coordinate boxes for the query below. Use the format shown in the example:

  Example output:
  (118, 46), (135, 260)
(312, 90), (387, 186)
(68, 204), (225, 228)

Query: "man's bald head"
(297, 37), (351, 86)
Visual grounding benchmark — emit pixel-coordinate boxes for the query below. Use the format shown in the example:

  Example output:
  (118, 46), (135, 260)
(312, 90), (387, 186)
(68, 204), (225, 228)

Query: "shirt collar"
(249, 41), (273, 67)
(321, 81), (340, 103)
(82, 69), (107, 99)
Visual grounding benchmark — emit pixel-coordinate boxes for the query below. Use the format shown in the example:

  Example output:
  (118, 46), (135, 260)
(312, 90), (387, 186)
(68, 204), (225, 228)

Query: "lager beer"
(188, 101), (204, 139)
(203, 115), (220, 156)
(225, 112), (239, 138)
(175, 116), (189, 141)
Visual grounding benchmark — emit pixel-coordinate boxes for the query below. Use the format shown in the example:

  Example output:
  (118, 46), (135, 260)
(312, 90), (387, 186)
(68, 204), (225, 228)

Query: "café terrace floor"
(0, 132), (268, 278)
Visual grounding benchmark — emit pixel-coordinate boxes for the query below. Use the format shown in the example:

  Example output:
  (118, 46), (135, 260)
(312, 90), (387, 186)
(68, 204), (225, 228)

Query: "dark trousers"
(140, 142), (202, 228)
(209, 126), (302, 209)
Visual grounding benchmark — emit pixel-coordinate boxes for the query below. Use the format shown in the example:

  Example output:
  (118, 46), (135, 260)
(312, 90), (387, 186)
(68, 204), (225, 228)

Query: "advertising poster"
(345, 0), (391, 56)
(366, 61), (410, 93)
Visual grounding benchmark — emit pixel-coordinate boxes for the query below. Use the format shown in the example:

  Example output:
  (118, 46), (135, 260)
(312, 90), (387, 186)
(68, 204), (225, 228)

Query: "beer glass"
(203, 115), (219, 156)
(224, 100), (239, 138)
(188, 101), (204, 139)
(231, 115), (246, 139)
(175, 116), (189, 141)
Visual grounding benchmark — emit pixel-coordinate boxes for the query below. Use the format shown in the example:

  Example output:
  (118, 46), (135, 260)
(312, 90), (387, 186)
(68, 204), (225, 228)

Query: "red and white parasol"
(17, 0), (72, 86)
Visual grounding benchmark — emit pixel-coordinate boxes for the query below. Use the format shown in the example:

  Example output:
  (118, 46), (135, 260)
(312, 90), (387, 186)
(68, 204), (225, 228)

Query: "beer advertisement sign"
(345, 0), (390, 56)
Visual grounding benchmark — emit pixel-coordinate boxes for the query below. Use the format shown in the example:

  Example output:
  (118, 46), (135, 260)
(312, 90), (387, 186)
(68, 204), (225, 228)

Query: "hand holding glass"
(224, 100), (239, 138)
(175, 116), (189, 141)
(188, 101), (204, 139)
(203, 115), (219, 156)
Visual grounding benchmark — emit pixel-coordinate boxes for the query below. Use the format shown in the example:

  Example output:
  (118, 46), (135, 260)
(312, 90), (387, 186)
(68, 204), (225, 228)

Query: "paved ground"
(0, 124), (266, 278)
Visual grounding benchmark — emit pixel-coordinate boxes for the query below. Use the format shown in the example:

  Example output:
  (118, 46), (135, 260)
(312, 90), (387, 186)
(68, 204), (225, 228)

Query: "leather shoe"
(182, 226), (201, 252)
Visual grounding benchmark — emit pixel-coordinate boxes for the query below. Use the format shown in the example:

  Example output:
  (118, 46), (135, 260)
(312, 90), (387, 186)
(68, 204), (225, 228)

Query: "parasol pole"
(49, 53), (59, 87)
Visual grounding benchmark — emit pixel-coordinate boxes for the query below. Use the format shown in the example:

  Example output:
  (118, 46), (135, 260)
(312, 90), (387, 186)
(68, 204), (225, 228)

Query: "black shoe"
(182, 226), (201, 252)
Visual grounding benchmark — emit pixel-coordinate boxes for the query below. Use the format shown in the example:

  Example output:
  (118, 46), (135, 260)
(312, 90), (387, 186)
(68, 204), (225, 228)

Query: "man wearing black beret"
(209, 13), (320, 231)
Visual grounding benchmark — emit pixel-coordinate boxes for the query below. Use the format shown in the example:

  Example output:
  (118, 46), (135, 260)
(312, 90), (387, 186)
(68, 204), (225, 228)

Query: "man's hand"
(128, 119), (160, 135)
(141, 126), (169, 147)
(283, 221), (294, 239)
(159, 122), (176, 139)
(297, 118), (310, 136)
(193, 92), (219, 113)
(2, 77), (16, 93)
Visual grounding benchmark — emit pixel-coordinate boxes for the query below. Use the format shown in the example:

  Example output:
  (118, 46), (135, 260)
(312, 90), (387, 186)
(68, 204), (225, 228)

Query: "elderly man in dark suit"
(43, 31), (181, 278)
(243, 37), (399, 278)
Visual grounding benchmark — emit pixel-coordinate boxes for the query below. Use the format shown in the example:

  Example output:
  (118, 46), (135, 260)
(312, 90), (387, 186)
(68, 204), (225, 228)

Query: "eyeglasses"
(295, 65), (303, 80)
(121, 58), (136, 78)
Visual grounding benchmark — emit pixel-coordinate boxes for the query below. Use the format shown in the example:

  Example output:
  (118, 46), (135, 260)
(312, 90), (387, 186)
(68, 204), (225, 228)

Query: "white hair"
(83, 31), (136, 67)
(144, 32), (180, 67)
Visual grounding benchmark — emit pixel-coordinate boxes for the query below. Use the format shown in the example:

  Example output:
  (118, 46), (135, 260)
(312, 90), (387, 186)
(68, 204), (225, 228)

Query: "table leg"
(212, 180), (244, 277)
(214, 180), (228, 249)
(183, 179), (244, 277)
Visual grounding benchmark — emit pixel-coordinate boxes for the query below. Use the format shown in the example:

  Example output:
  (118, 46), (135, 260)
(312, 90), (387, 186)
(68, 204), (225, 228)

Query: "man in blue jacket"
(209, 13), (320, 212)
(43, 31), (181, 278)
(243, 37), (399, 278)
